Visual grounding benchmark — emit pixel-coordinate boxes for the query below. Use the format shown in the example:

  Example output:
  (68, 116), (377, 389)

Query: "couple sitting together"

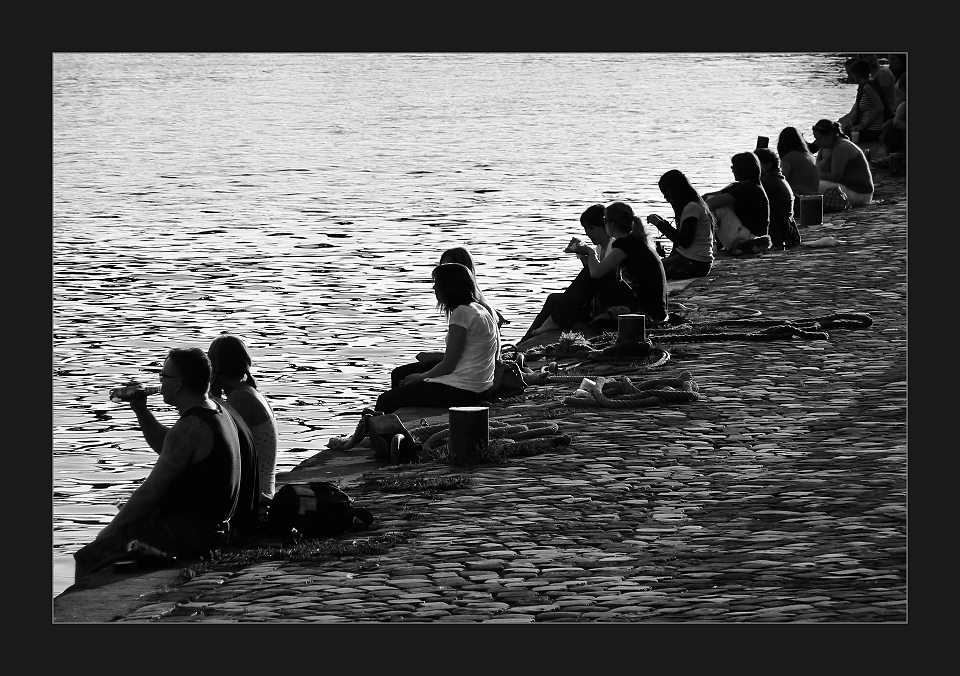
(522, 200), (670, 341)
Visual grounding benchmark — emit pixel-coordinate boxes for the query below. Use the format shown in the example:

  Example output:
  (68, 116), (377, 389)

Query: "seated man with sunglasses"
(73, 347), (243, 582)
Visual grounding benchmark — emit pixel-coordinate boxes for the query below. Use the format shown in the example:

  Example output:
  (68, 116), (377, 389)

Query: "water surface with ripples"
(53, 52), (854, 597)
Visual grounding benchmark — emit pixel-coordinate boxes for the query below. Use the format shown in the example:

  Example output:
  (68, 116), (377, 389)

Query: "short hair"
(731, 152), (761, 182)
(579, 204), (605, 229)
(208, 332), (257, 397)
(439, 246), (475, 272)
(753, 147), (781, 170)
(432, 263), (480, 316)
(167, 347), (212, 396)
(850, 59), (872, 80)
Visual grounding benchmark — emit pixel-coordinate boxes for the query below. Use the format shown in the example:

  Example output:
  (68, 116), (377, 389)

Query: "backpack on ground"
(485, 359), (527, 400)
(267, 482), (374, 538)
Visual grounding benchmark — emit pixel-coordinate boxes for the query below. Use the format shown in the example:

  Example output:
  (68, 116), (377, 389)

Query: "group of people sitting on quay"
(73, 54), (906, 582)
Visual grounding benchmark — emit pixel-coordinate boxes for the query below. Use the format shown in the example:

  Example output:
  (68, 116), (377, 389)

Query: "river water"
(53, 52), (855, 598)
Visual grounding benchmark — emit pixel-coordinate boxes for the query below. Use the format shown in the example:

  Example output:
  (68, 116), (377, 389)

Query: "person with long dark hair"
(439, 246), (506, 330)
(646, 169), (715, 279)
(374, 262), (500, 413)
(776, 126), (820, 199)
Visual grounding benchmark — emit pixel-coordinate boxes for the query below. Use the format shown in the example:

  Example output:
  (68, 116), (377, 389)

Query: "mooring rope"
(562, 370), (700, 409)
(415, 421), (561, 455)
(648, 312), (872, 343)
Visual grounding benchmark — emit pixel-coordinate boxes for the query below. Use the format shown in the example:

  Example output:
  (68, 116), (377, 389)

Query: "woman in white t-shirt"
(646, 169), (715, 279)
(374, 262), (500, 414)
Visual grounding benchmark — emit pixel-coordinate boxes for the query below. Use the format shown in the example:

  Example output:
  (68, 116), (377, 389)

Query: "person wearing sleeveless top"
(208, 332), (278, 501)
(812, 119), (874, 207)
(72, 347), (242, 582)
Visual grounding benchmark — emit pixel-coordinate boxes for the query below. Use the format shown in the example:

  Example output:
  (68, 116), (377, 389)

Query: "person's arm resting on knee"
(94, 415), (207, 542)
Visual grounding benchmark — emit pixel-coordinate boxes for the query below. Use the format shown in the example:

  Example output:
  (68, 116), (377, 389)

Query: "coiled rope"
(415, 420), (562, 454)
(562, 370), (700, 409)
(407, 419), (570, 463)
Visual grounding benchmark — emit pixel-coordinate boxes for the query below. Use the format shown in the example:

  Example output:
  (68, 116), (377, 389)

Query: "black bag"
(485, 359), (527, 400)
(267, 482), (374, 537)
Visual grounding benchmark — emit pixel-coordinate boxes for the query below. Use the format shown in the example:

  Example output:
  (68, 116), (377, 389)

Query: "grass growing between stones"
(179, 530), (412, 582)
(359, 473), (473, 493)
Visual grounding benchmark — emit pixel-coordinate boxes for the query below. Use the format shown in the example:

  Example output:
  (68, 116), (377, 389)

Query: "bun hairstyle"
(812, 118), (848, 140)
(208, 332), (258, 398)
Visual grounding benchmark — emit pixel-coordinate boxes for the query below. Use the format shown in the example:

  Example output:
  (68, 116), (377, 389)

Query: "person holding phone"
(646, 169), (715, 279)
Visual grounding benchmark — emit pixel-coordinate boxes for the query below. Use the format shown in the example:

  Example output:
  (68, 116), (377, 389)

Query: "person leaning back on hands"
(72, 347), (243, 581)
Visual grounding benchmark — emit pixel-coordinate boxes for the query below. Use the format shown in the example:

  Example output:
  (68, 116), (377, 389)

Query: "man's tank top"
(158, 403), (241, 523)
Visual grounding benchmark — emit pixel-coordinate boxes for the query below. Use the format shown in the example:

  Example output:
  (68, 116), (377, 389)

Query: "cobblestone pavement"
(110, 176), (907, 623)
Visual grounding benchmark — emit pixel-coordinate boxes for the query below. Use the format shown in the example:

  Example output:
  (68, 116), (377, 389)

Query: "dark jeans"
(661, 250), (711, 280)
(74, 512), (229, 582)
(376, 361), (486, 413)
(524, 268), (633, 336)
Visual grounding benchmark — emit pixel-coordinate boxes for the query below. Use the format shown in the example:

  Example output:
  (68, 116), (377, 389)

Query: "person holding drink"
(74, 347), (243, 581)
